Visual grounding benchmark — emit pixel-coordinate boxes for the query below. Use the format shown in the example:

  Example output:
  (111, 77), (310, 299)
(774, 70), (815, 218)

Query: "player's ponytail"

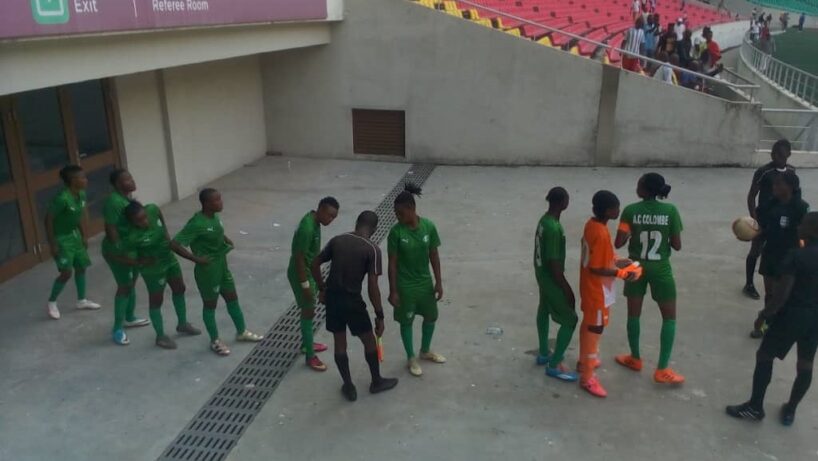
(641, 173), (671, 199)
(395, 183), (422, 208)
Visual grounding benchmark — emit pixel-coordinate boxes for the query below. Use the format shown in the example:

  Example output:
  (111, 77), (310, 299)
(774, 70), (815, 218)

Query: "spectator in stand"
(693, 35), (705, 60)
(752, 8), (758, 23)
(644, 14), (659, 60)
(702, 26), (723, 76)
(680, 60), (704, 91)
(675, 18), (686, 42)
(654, 52), (676, 84)
(717, 0), (727, 16)
(751, 20), (760, 42)
(669, 53), (682, 83)
(622, 16), (646, 73)
(632, 0), (642, 20)
(677, 29), (693, 67)
(780, 13), (789, 30)
(650, 0), (657, 13)
(799, 13), (806, 31)
(657, 23), (674, 54)
(759, 22), (776, 71)
(767, 13), (773, 25)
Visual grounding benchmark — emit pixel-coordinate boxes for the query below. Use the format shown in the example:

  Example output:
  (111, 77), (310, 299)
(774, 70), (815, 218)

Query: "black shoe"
(743, 284), (761, 300)
(156, 335), (178, 350)
(370, 377), (399, 394)
(750, 329), (765, 339)
(341, 383), (357, 402)
(726, 402), (765, 421)
(176, 322), (202, 336)
(780, 403), (796, 426)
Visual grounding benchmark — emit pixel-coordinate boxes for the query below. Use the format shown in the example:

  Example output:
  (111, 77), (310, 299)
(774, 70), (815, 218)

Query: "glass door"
(64, 80), (119, 235)
(13, 86), (78, 262)
(0, 98), (40, 282)
(0, 79), (121, 280)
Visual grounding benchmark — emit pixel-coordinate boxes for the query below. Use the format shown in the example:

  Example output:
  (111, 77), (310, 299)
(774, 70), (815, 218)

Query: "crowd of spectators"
(620, 13), (723, 92)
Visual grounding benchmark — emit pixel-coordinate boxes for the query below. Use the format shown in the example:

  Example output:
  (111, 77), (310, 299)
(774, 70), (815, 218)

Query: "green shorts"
(54, 234), (91, 272)
(103, 250), (139, 286)
(537, 275), (578, 328)
(624, 262), (676, 303)
(194, 258), (236, 301)
(288, 272), (317, 310)
(394, 285), (438, 324)
(141, 259), (183, 294)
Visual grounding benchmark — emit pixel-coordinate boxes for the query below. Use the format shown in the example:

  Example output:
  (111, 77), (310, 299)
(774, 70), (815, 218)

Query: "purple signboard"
(0, 0), (327, 40)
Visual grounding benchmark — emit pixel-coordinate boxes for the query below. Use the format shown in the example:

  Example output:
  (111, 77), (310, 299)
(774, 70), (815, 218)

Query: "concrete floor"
(2, 158), (818, 461)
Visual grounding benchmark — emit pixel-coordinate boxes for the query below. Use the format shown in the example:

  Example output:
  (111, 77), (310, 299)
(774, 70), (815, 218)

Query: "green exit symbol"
(31, 0), (70, 25)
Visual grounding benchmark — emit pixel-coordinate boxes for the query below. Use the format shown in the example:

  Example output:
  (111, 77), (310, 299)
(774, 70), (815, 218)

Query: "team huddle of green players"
(46, 166), (262, 355)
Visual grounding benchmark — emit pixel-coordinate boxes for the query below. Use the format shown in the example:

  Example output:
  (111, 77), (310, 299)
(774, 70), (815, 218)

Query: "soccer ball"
(732, 216), (760, 242)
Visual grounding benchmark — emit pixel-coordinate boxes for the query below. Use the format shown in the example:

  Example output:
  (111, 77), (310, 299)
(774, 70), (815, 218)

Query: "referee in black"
(727, 212), (818, 426)
(311, 210), (398, 401)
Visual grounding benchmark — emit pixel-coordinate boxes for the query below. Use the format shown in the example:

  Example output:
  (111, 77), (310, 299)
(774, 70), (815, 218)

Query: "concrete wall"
(0, 22), (331, 96)
(263, 0), (603, 165)
(115, 55), (267, 205)
(115, 71), (174, 205)
(612, 70), (760, 165)
(262, 0), (763, 166)
(163, 56), (267, 199)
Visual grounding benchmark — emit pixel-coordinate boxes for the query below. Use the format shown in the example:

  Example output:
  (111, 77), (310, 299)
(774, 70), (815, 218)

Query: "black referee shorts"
(760, 306), (818, 362)
(325, 290), (372, 337)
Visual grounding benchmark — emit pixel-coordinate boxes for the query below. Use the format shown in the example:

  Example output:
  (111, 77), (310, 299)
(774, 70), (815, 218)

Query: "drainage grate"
(159, 164), (436, 461)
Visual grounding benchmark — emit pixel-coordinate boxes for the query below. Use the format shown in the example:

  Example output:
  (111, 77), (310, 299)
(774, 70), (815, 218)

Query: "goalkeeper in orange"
(578, 191), (640, 398)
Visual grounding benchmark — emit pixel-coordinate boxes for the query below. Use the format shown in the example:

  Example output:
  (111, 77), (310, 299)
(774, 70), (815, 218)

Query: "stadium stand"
(416, 0), (735, 63)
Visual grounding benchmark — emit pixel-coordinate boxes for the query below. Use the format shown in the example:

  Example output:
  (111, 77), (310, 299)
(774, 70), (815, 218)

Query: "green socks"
(549, 323), (576, 368)
(536, 306), (551, 357)
(300, 318), (315, 358)
(75, 272), (87, 300)
(172, 293), (187, 325)
(49, 279), (66, 302)
(658, 319), (676, 369)
(203, 308), (219, 341)
(400, 323), (415, 359)
(627, 316), (641, 359)
(125, 289), (137, 322)
(149, 307), (165, 337)
(113, 295), (128, 332)
(226, 300), (246, 334)
(421, 322), (436, 353)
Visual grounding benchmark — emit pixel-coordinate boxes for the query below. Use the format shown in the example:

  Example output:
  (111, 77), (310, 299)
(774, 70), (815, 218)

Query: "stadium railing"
(759, 108), (818, 152)
(740, 34), (818, 107)
(430, 0), (760, 101)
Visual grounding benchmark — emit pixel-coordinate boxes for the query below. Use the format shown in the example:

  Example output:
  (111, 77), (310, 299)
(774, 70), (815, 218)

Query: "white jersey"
(624, 27), (645, 54)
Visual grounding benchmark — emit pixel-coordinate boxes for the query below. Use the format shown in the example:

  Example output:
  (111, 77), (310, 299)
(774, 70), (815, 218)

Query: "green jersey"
(287, 212), (321, 280)
(620, 199), (683, 264)
(173, 211), (231, 260)
(534, 214), (565, 283)
(387, 217), (441, 291)
(48, 188), (86, 238)
(102, 191), (131, 253)
(123, 204), (175, 273)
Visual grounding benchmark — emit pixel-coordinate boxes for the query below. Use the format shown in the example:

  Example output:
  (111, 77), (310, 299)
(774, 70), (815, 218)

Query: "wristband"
(300, 280), (310, 289)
